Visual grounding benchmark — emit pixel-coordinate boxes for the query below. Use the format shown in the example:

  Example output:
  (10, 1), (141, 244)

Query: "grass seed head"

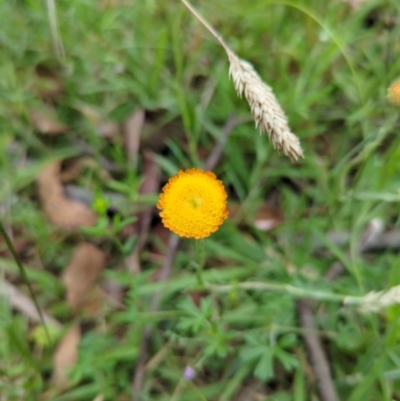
(228, 52), (303, 161)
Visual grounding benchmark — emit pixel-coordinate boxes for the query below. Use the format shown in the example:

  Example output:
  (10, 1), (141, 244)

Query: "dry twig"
(297, 300), (339, 401)
(297, 220), (384, 401)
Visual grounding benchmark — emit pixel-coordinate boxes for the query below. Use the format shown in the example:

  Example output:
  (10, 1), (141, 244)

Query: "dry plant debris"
(124, 108), (145, 167)
(53, 242), (107, 388)
(30, 108), (68, 136)
(62, 242), (107, 313)
(37, 162), (97, 229)
(1, 281), (61, 328)
(180, 0), (303, 161)
(347, 285), (400, 313)
(53, 324), (81, 388)
(228, 53), (303, 161)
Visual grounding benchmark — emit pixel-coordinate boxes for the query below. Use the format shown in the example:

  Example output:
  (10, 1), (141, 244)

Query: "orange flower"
(157, 169), (228, 239)
(387, 81), (400, 106)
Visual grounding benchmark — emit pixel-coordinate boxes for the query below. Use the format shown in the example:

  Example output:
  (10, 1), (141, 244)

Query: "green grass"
(2, 0), (400, 400)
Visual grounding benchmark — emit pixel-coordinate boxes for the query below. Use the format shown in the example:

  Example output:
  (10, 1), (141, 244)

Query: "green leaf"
(114, 216), (137, 233)
(275, 348), (299, 371)
(239, 345), (266, 362)
(254, 347), (274, 381)
(279, 333), (297, 348)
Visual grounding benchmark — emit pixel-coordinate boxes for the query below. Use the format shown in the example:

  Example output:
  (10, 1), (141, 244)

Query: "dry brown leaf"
(124, 109), (145, 167)
(38, 162), (97, 229)
(63, 243), (107, 313)
(30, 109), (67, 136)
(2, 281), (61, 328)
(53, 324), (81, 388)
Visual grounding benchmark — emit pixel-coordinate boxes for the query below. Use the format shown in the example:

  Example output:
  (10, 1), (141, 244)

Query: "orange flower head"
(157, 168), (228, 239)
(387, 81), (400, 106)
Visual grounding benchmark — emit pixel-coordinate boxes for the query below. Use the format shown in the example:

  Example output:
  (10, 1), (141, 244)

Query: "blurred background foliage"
(1, 0), (400, 400)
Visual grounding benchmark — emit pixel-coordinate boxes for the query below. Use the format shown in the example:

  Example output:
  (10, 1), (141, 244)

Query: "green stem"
(0, 221), (51, 343)
(194, 239), (205, 287)
(208, 281), (364, 305)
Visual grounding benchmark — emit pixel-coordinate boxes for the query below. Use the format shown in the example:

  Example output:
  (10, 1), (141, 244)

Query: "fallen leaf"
(53, 324), (81, 388)
(38, 162), (97, 229)
(30, 109), (67, 136)
(124, 109), (145, 167)
(63, 242), (107, 313)
(2, 281), (61, 328)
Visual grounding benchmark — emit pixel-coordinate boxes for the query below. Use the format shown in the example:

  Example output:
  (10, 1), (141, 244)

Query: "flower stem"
(179, 0), (232, 55)
(194, 239), (205, 286)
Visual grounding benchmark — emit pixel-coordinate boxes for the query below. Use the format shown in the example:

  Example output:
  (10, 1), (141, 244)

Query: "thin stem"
(179, 0), (232, 55)
(0, 221), (51, 343)
(208, 281), (363, 305)
(194, 239), (205, 287)
(45, 0), (65, 60)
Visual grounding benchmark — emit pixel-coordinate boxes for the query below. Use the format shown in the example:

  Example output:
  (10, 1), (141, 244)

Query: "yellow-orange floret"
(388, 81), (400, 106)
(157, 169), (228, 239)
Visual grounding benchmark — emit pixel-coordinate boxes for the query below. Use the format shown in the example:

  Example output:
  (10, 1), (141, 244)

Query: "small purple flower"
(184, 366), (196, 381)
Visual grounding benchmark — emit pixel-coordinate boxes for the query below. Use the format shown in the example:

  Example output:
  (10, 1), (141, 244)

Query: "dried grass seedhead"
(181, 0), (304, 161)
(179, 0), (304, 162)
(228, 52), (303, 161)
(348, 285), (400, 313)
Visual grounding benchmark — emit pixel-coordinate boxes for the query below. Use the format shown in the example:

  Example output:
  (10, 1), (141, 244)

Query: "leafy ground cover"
(1, 0), (400, 400)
